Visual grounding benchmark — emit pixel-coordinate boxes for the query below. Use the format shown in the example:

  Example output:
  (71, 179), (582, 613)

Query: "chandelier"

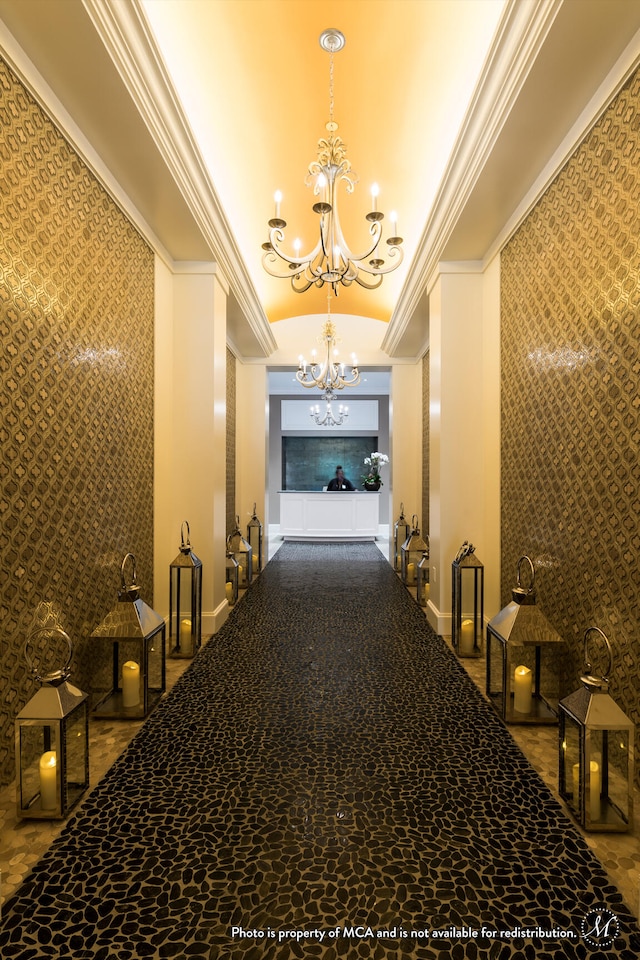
(310, 393), (349, 427)
(296, 293), (360, 394)
(262, 28), (403, 295)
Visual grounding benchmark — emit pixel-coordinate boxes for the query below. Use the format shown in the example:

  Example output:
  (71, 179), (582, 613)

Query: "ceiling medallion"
(262, 28), (403, 295)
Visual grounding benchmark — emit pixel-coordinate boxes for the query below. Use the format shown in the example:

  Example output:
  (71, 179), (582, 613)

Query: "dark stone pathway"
(0, 542), (638, 958)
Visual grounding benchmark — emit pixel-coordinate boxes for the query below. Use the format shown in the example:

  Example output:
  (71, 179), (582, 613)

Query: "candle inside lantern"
(589, 759), (601, 821)
(423, 583), (430, 602)
(460, 618), (475, 655)
(513, 664), (532, 713)
(407, 562), (415, 582)
(225, 582), (234, 603)
(252, 555), (258, 573)
(39, 750), (57, 810)
(122, 660), (140, 708)
(180, 618), (192, 653)
(238, 564), (243, 583)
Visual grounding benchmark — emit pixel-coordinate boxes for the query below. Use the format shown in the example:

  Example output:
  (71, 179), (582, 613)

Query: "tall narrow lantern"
(90, 554), (166, 719)
(416, 552), (430, 607)
(486, 556), (565, 723)
(169, 521), (202, 659)
(559, 627), (634, 832)
(401, 516), (429, 587)
(227, 516), (253, 590)
(393, 503), (411, 571)
(225, 553), (240, 606)
(16, 627), (89, 820)
(247, 504), (263, 576)
(451, 541), (484, 658)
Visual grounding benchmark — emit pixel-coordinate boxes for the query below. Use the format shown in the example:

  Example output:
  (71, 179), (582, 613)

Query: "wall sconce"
(559, 627), (634, 832)
(16, 627), (89, 819)
(393, 503), (411, 571)
(169, 521), (202, 659)
(401, 516), (429, 587)
(451, 541), (484, 658)
(486, 555), (565, 723)
(90, 553), (166, 719)
(247, 504), (263, 576)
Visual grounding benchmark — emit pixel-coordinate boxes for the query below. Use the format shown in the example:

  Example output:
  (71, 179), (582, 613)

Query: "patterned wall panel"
(501, 67), (640, 778)
(226, 347), (236, 536)
(422, 349), (430, 536)
(0, 57), (154, 786)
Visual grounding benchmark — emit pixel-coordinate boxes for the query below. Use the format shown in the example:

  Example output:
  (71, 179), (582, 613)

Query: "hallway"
(0, 542), (638, 959)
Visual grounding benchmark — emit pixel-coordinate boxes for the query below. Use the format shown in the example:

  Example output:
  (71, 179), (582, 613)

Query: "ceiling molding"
(82, 0), (276, 358)
(382, 0), (560, 357)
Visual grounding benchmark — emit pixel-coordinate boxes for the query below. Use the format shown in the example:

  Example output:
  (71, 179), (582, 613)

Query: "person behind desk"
(327, 465), (355, 491)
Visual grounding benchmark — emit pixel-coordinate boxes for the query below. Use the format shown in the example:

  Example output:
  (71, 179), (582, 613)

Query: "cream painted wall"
(390, 362), (423, 534)
(427, 263), (500, 635)
(236, 360), (269, 545)
(155, 264), (230, 635)
(153, 256), (176, 617)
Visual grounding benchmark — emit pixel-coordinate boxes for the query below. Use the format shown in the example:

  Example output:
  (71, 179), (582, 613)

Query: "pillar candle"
(460, 618), (475, 655)
(122, 660), (140, 708)
(225, 582), (234, 603)
(238, 564), (243, 583)
(423, 583), (430, 602)
(180, 618), (192, 654)
(513, 665), (532, 713)
(252, 555), (258, 572)
(407, 562), (415, 582)
(589, 759), (601, 821)
(39, 750), (57, 810)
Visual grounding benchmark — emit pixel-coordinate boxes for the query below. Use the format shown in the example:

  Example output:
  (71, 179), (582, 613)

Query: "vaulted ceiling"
(1, 0), (639, 358)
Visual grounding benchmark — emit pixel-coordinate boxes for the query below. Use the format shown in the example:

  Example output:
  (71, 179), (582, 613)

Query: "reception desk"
(279, 491), (379, 540)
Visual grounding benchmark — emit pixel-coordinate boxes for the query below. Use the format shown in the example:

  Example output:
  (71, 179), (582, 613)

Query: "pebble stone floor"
(1, 541), (640, 959)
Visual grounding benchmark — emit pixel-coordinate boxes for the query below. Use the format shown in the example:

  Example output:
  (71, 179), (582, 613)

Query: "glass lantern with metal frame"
(247, 504), (263, 576)
(225, 553), (240, 606)
(16, 627), (89, 820)
(90, 553), (166, 719)
(227, 516), (253, 590)
(451, 541), (484, 658)
(169, 521), (202, 659)
(416, 551), (430, 607)
(559, 627), (634, 832)
(401, 516), (429, 588)
(486, 555), (565, 724)
(393, 503), (411, 571)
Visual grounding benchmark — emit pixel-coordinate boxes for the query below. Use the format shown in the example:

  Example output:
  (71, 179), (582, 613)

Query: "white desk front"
(279, 491), (379, 540)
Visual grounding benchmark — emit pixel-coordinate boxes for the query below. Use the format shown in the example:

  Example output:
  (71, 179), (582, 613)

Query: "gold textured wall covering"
(501, 66), (640, 771)
(226, 347), (236, 536)
(0, 58), (154, 786)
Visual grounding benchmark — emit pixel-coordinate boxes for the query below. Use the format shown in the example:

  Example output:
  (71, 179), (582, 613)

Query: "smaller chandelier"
(296, 293), (360, 394)
(310, 392), (349, 427)
(262, 28), (403, 294)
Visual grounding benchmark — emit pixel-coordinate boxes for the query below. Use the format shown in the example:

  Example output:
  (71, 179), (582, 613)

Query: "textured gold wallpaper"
(0, 57), (154, 786)
(501, 66), (640, 767)
(422, 349), (430, 537)
(226, 346), (236, 536)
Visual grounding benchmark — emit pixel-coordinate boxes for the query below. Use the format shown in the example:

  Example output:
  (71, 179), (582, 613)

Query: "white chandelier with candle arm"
(262, 28), (403, 295)
(310, 394), (349, 427)
(296, 294), (360, 395)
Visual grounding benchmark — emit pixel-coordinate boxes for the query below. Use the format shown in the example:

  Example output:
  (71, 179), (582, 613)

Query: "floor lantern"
(401, 516), (429, 587)
(227, 516), (253, 590)
(90, 553), (166, 719)
(247, 504), (263, 576)
(416, 551), (430, 607)
(559, 627), (634, 832)
(225, 553), (240, 606)
(451, 541), (484, 658)
(393, 503), (411, 571)
(486, 555), (564, 724)
(16, 627), (89, 820)
(169, 521), (202, 659)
